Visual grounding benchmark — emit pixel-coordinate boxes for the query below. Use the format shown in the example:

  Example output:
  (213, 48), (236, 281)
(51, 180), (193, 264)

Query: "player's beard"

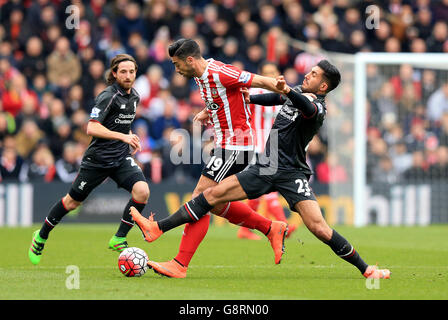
(117, 78), (135, 91)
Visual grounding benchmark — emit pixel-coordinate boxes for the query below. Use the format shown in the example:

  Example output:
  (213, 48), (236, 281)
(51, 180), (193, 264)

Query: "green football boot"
(108, 235), (128, 253)
(28, 230), (46, 265)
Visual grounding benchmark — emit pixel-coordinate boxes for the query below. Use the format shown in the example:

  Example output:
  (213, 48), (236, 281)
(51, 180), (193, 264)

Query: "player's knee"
(62, 195), (81, 211)
(203, 186), (224, 205)
(310, 223), (332, 242)
(132, 181), (150, 203)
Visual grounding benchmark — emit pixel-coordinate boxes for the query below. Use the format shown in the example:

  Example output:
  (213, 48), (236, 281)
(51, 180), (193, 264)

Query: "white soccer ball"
(118, 247), (149, 277)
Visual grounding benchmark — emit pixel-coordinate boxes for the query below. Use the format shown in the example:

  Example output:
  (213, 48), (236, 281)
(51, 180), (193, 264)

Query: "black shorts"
(69, 156), (146, 202)
(236, 164), (316, 211)
(201, 148), (253, 183)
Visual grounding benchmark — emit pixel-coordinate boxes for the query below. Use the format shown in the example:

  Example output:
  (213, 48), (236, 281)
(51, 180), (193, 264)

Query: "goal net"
(286, 36), (448, 226)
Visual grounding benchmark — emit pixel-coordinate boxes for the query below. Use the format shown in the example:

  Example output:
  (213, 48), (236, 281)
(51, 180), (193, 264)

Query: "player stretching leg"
(29, 54), (149, 265)
(240, 62), (297, 240)
(130, 39), (288, 278)
(131, 60), (390, 279)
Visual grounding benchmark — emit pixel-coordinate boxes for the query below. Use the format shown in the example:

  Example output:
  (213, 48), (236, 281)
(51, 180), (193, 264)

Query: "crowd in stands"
(0, 0), (447, 186)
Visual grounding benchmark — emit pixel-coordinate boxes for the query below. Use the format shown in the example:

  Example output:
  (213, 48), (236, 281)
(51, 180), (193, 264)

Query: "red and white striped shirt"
(194, 59), (255, 151)
(249, 87), (282, 154)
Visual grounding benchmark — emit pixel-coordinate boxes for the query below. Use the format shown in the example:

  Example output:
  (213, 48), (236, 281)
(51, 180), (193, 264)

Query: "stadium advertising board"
(0, 181), (445, 226)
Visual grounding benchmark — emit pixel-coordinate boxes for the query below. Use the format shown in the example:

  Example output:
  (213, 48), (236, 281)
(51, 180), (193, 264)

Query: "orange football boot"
(266, 221), (288, 264)
(148, 259), (187, 278)
(363, 265), (391, 279)
(130, 207), (163, 242)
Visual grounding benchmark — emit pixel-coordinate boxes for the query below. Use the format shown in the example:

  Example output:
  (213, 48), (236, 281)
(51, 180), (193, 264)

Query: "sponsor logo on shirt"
(206, 101), (220, 111)
(238, 71), (251, 84)
(90, 107), (101, 118)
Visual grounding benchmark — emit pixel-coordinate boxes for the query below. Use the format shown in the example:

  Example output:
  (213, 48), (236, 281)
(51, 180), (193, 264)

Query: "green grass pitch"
(1, 223), (447, 300)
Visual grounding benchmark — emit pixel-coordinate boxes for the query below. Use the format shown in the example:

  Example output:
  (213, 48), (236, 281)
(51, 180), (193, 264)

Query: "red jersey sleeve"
(218, 64), (254, 89)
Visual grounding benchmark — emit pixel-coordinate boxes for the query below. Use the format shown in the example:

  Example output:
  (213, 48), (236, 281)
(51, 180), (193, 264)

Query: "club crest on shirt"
(211, 87), (219, 98)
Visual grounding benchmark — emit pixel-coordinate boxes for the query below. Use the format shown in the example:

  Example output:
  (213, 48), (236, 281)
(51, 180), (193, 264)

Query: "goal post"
(352, 52), (448, 226)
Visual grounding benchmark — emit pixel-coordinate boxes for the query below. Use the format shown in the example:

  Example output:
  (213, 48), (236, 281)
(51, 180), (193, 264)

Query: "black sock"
(115, 198), (146, 237)
(39, 199), (70, 240)
(325, 229), (368, 274)
(158, 193), (213, 233)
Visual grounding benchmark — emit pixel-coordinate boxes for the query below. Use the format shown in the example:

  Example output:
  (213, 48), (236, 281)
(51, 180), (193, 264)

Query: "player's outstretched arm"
(241, 87), (284, 106)
(250, 74), (284, 94)
(86, 120), (141, 154)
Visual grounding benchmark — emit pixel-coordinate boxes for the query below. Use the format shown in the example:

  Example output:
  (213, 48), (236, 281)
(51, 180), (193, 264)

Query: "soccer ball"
(118, 247), (149, 277)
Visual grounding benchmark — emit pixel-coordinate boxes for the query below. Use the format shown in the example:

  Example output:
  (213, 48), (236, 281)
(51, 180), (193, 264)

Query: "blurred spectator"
(404, 119), (435, 152)
(14, 118), (44, 160)
(0, 135), (27, 182)
(371, 155), (399, 184)
(426, 81), (448, 123)
(428, 145), (448, 180)
(55, 141), (80, 183)
(258, 3), (281, 34)
(134, 64), (169, 112)
(390, 141), (413, 176)
(46, 37), (81, 91)
(414, 8), (433, 40)
(315, 152), (348, 184)
(116, 2), (146, 48)
(282, 1), (305, 40)
(80, 59), (106, 108)
(320, 23), (346, 52)
(421, 70), (438, 105)
(20, 36), (46, 81)
(40, 98), (69, 137)
(371, 20), (392, 52)
(426, 21), (448, 52)
(402, 151), (428, 182)
(169, 72), (191, 102)
(48, 119), (73, 159)
(1, 73), (39, 117)
(390, 64), (421, 102)
(338, 6), (363, 39)
(26, 145), (56, 182)
(151, 96), (181, 143)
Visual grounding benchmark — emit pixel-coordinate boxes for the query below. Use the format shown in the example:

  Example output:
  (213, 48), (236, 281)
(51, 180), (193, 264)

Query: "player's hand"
(123, 133), (141, 154)
(241, 87), (250, 103)
(193, 109), (210, 125)
(276, 76), (290, 94)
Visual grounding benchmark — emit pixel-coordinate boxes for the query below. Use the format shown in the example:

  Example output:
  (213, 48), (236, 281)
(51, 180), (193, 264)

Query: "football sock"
(174, 214), (211, 267)
(39, 199), (70, 240)
(265, 193), (288, 222)
(325, 229), (368, 274)
(115, 198), (146, 237)
(247, 198), (260, 211)
(158, 193), (213, 233)
(219, 201), (271, 235)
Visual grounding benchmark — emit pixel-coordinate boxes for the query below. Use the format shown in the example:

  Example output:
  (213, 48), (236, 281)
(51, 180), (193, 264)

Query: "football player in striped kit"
(132, 39), (288, 278)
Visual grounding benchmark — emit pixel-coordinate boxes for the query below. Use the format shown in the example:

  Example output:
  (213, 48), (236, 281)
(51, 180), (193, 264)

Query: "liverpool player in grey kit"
(29, 54), (149, 265)
(131, 60), (391, 279)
